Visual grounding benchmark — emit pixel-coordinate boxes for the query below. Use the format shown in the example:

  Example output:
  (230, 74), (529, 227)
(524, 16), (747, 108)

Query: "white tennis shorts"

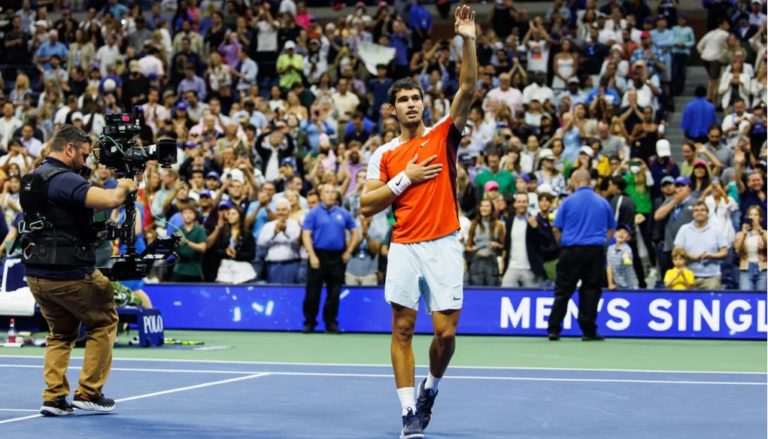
(385, 232), (464, 313)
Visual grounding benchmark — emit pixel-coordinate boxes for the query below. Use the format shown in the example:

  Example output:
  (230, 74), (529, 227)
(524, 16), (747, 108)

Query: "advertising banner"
(144, 285), (767, 340)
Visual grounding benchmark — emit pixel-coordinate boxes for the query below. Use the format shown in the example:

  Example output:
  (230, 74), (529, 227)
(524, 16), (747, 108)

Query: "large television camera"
(96, 111), (180, 280)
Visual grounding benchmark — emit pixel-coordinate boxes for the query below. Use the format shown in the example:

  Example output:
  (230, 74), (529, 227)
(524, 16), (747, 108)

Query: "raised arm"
(448, 5), (477, 133)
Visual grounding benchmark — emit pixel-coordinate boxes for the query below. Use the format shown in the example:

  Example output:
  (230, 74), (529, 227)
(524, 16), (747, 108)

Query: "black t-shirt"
(24, 158), (95, 280)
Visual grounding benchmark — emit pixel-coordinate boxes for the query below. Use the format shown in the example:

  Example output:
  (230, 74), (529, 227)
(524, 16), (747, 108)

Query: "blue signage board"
(144, 285), (767, 340)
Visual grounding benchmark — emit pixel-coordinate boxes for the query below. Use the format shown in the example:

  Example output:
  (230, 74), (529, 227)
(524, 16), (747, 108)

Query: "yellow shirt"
(664, 267), (695, 290)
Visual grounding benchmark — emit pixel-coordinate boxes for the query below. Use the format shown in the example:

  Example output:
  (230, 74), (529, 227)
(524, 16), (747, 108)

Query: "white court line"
(0, 364), (763, 386)
(0, 409), (38, 412)
(0, 355), (763, 376)
(0, 372), (269, 426)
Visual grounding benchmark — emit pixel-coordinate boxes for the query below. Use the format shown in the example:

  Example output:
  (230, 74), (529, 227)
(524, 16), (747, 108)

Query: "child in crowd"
(607, 224), (639, 289)
(664, 247), (695, 290)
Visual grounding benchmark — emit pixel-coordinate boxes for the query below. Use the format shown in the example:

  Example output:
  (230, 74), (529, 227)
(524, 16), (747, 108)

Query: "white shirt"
(0, 116), (23, 150)
(508, 216), (530, 270)
(83, 113), (107, 136)
(54, 106), (72, 125)
(138, 54), (165, 78)
(520, 150), (537, 174)
(0, 153), (31, 174)
(468, 120), (495, 154)
(256, 21), (278, 52)
(21, 136), (43, 158)
(94, 44), (121, 77)
(697, 29), (729, 62)
(522, 83), (555, 105)
(526, 40), (549, 73)
(331, 91), (360, 122)
(257, 218), (301, 262)
(237, 57), (259, 91)
(485, 87), (523, 115)
(721, 112), (753, 148)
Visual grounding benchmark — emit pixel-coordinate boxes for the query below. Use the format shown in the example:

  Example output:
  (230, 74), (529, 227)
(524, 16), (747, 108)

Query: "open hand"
(454, 5), (476, 40)
(405, 154), (443, 184)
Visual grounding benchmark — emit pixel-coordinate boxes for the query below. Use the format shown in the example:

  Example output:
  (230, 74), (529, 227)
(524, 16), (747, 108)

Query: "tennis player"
(360, 5), (477, 438)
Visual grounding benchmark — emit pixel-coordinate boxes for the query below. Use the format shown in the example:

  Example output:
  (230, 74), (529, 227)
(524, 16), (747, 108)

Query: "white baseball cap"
(656, 139), (671, 157)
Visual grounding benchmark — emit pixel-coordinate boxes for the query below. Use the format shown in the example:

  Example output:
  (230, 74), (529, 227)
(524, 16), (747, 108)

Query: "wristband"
(387, 171), (412, 197)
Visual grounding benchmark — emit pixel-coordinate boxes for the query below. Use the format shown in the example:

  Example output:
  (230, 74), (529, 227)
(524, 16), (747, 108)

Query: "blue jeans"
(738, 263), (767, 291)
(266, 261), (301, 284)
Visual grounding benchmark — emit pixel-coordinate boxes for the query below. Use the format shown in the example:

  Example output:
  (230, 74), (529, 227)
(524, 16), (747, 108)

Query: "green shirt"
(276, 53), (304, 89)
(173, 223), (207, 277)
(624, 173), (652, 214)
(475, 169), (516, 195)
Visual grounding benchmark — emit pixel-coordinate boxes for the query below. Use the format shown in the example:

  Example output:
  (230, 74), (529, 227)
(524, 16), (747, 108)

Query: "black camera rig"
(97, 111), (180, 280)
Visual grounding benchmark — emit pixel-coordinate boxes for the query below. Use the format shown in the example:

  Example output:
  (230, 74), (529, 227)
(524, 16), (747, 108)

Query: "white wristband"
(387, 171), (412, 197)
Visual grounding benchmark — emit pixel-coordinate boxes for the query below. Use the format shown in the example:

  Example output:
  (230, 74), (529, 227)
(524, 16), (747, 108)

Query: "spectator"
(674, 201), (729, 289)
(649, 139), (680, 198)
(301, 184), (359, 333)
(501, 193), (542, 287)
(664, 247), (695, 289)
(607, 224), (640, 289)
(681, 86), (717, 143)
(171, 203), (208, 282)
(34, 29), (69, 73)
(734, 205), (768, 290)
(531, 185), (560, 282)
(476, 151), (515, 196)
(671, 14), (695, 96)
(605, 175), (645, 287)
(697, 18), (730, 103)
(345, 214), (384, 286)
(654, 176), (697, 276)
(0, 103), (23, 152)
(258, 199), (302, 284)
(276, 41), (304, 90)
(466, 199), (505, 286)
(735, 165), (767, 226)
(214, 204), (257, 284)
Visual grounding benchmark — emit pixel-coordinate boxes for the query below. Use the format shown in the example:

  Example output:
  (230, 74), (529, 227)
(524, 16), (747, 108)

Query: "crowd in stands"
(0, 0), (764, 291)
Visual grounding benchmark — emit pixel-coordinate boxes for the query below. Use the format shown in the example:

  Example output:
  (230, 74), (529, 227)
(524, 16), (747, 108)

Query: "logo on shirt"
(419, 140), (429, 148)
(336, 214), (343, 221)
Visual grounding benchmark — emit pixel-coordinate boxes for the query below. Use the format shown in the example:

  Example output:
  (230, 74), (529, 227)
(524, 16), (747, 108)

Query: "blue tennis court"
(0, 355), (764, 438)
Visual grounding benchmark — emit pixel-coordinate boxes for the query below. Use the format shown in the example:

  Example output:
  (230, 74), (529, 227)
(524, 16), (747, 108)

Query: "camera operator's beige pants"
(27, 270), (117, 402)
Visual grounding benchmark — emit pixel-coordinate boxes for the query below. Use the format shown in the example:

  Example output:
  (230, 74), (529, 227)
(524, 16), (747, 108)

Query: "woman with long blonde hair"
(10, 73), (32, 106)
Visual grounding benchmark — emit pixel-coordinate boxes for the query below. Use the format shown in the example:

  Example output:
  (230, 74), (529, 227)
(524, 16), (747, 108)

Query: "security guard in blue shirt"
(549, 169), (616, 341)
(301, 183), (359, 333)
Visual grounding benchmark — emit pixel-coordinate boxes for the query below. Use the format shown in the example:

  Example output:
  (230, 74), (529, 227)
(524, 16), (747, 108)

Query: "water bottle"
(7, 318), (16, 344)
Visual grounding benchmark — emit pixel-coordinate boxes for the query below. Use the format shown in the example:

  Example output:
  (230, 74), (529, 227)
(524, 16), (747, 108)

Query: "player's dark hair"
(388, 78), (424, 105)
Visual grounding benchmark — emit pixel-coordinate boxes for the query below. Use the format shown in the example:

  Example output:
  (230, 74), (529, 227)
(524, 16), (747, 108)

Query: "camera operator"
(20, 125), (138, 416)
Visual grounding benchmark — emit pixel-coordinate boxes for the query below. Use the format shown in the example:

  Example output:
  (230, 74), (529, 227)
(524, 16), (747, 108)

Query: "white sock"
(425, 372), (441, 391)
(397, 387), (416, 416)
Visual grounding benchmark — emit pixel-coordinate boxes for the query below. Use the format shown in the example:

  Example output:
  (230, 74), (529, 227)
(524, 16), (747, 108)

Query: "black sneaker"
(40, 397), (74, 416)
(547, 332), (560, 341)
(582, 334), (605, 341)
(400, 408), (424, 439)
(302, 324), (316, 334)
(72, 393), (115, 412)
(325, 324), (341, 334)
(415, 379), (438, 429)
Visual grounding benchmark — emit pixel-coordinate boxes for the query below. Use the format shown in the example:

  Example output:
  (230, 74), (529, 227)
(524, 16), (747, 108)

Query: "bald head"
(571, 169), (591, 188)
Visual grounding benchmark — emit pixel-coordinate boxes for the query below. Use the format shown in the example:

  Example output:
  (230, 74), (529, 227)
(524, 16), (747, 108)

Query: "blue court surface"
(0, 355), (765, 438)
(0, 357), (766, 439)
